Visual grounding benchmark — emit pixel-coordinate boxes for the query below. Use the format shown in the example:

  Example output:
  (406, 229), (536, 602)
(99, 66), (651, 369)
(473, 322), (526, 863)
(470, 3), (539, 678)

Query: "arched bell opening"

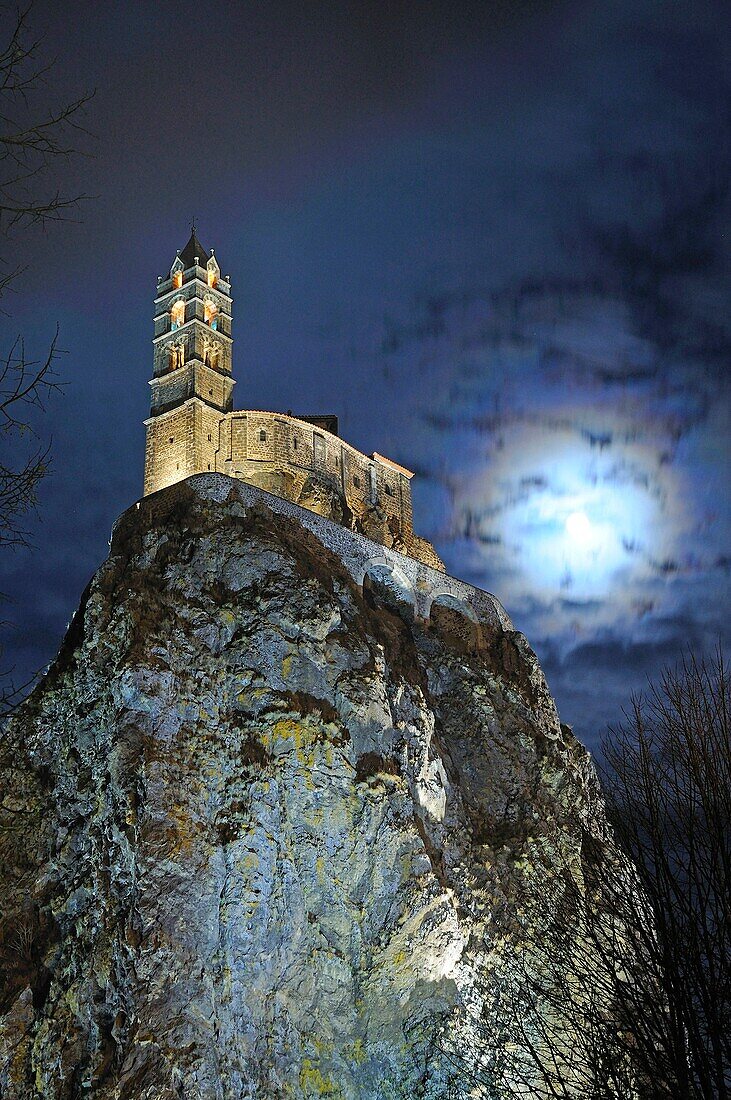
(204, 299), (219, 330)
(170, 299), (185, 330)
(207, 251), (220, 288)
(170, 255), (184, 289)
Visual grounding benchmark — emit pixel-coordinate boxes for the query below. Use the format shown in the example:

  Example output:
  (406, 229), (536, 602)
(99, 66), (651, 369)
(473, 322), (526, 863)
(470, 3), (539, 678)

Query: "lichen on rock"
(0, 475), (621, 1099)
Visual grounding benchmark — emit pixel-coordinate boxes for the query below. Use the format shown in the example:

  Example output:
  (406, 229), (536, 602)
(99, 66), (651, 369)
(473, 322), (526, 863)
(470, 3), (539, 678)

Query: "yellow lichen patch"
(282, 653), (293, 680)
(345, 1038), (367, 1065)
(299, 1057), (341, 1097)
(238, 850), (260, 873)
(269, 717), (306, 749)
(312, 1035), (334, 1056)
(265, 716), (323, 772)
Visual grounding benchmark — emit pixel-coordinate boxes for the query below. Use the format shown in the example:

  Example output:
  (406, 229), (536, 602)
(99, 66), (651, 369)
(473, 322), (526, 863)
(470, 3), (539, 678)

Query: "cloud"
(347, 0), (731, 748)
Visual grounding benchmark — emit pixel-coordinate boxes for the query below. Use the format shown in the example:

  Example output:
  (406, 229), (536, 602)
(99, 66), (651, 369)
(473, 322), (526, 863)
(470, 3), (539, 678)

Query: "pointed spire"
(179, 225), (209, 268)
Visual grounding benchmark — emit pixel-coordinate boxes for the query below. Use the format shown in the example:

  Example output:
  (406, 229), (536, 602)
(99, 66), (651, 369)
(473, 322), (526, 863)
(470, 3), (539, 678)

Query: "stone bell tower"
(143, 227), (234, 495)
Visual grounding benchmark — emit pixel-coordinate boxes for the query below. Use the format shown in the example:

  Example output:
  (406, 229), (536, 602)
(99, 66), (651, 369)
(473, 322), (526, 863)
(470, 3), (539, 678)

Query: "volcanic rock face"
(0, 476), (615, 1099)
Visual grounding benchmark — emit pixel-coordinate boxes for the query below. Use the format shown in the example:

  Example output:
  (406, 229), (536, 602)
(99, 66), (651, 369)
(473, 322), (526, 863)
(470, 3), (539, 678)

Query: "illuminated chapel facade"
(144, 230), (444, 571)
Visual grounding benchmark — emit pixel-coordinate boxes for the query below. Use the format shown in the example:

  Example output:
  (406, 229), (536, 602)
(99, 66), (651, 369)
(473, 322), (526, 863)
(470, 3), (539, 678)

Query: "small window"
(170, 300), (185, 330)
(209, 389), (213, 396)
(335, 456), (340, 468)
(204, 300), (219, 329)
(293, 437), (298, 450)
(260, 429), (267, 442)
(353, 475), (361, 489)
(172, 271), (183, 289)
(169, 436), (174, 444)
(207, 433), (212, 442)
(385, 484), (394, 496)
(207, 256), (220, 289)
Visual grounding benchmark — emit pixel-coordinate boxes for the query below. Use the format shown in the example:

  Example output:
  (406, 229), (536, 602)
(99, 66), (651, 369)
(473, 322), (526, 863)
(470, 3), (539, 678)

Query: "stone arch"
(204, 298), (219, 329)
(170, 255), (184, 287)
(425, 591), (478, 622)
(207, 252), (220, 288)
(427, 591), (483, 653)
(361, 557), (417, 618)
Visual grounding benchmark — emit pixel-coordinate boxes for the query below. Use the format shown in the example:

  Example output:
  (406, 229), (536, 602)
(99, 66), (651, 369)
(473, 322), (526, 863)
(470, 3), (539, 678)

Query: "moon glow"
(485, 441), (668, 605)
(565, 510), (595, 546)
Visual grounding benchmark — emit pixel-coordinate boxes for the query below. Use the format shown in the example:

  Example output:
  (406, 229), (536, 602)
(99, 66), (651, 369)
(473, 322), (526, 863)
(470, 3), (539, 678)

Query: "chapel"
(144, 229), (444, 570)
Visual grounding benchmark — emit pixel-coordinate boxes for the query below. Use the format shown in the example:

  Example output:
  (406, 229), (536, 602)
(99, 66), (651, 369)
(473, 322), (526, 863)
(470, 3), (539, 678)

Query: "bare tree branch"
(602, 647), (731, 1100)
(435, 652), (729, 1097)
(0, 3), (94, 234)
(0, 2), (93, 717)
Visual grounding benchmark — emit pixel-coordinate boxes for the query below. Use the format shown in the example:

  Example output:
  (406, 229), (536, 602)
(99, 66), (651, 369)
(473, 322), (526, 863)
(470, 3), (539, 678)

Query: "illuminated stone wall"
(130, 472), (509, 629)
(217, 411), (414, 542)
(149, 363), (232, 417)
(145, 406), (444, 569)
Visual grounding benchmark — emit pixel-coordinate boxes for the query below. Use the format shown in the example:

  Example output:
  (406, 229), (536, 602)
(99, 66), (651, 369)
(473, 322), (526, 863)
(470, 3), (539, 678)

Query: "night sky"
(1, 0), (729, 752)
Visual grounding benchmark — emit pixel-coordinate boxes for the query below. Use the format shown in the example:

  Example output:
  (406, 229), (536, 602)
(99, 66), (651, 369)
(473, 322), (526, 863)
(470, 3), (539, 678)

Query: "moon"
(565, 510), (595, 546)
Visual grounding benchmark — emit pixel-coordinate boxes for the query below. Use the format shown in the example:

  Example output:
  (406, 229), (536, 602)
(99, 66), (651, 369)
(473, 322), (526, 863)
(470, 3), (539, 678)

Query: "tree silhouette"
(0, 3), (93, 711)
(433, 650), (729, 1098)
(602, 647), (730, 1099)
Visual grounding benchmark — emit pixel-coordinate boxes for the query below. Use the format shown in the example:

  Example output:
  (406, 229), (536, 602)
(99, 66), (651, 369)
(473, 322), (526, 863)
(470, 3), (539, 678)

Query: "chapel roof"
(179, 227), (210, 268)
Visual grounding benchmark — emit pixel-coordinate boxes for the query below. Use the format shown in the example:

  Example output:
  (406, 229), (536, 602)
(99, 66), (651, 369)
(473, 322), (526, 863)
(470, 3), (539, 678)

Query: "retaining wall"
(116, 473), (513, 632)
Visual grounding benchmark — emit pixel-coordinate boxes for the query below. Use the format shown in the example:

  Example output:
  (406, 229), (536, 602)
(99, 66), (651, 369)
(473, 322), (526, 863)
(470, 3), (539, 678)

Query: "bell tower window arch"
(207, 251), (220, 288)
(204, 298), (219, 330)
(170, 299), (185, 330)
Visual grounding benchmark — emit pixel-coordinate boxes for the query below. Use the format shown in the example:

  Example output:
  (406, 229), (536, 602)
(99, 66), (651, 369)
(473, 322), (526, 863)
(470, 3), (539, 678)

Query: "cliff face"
(0, 476), (615, 1099)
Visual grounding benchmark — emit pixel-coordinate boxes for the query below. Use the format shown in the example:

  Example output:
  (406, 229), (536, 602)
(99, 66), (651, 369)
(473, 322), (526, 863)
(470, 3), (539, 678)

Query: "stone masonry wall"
(135, 473), (506, 628)
(146, 408), (444, 570)
(143, 405), (197, 496)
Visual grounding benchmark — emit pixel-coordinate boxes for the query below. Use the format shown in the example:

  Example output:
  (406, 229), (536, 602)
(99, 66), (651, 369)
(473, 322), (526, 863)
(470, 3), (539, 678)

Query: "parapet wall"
(121, 473), (512, 632)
